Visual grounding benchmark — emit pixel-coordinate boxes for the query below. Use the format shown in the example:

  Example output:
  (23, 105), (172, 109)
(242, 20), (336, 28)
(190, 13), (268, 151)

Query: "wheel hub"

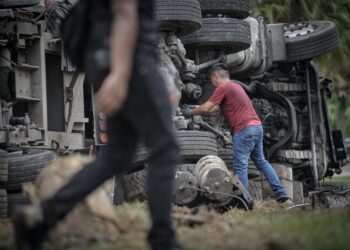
(284, 22), (315, 38)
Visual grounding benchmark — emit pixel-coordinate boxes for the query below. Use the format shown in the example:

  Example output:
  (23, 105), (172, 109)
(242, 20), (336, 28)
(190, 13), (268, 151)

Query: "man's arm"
(95, 0), (139, 116)
(191, 102), (220, 116)
(208, 105), (220, 113)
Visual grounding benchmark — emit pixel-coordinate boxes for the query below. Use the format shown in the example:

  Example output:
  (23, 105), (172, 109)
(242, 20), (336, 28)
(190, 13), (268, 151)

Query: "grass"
(177, 201), (350, 250)
(267, 209), (350, 250)
(1, 201), (350, 250)
(323, 176), (350, 183)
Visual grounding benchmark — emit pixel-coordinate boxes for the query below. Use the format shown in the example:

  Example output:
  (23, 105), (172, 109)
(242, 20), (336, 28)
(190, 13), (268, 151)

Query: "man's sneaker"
(276, 195), (292, 204)
(14, 204), (46, 250)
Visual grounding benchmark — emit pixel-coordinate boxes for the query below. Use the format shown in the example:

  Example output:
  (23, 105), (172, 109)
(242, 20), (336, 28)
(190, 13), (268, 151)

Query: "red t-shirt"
(208, 81), (261, 134)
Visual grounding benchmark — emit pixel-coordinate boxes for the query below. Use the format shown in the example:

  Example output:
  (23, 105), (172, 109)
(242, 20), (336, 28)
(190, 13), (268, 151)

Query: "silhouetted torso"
(89, 0), (158, 49)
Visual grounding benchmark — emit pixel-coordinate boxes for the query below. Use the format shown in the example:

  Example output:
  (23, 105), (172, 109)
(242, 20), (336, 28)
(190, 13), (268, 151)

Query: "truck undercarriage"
(0, 0), (348, 218)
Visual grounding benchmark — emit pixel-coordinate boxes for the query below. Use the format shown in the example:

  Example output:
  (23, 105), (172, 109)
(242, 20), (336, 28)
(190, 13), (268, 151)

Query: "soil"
(1, 201), (349, 250)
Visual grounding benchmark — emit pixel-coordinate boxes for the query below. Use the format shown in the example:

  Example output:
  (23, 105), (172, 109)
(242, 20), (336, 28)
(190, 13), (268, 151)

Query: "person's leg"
(38, 38), (141, 230)
(232, 127), (255, 191)
(41, 113), (138, 230)
(125, 51), (180, 250)
(250, 125), (287, 198)
(15, 113), (139, 250)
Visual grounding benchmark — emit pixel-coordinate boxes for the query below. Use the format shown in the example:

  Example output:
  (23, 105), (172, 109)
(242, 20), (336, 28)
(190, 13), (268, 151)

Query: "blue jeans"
(233, 125), (287, 198)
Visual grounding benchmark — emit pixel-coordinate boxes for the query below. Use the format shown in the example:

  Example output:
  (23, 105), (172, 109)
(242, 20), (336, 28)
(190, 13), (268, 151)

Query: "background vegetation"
(251, 0), (350, 137)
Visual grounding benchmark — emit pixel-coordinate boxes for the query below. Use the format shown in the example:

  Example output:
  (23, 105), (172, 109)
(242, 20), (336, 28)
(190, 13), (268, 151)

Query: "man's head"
(209, 63), (230, 87)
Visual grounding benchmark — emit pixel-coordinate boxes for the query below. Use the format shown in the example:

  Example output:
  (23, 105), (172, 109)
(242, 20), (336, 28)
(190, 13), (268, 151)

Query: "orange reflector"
(100, 133), (108, 144)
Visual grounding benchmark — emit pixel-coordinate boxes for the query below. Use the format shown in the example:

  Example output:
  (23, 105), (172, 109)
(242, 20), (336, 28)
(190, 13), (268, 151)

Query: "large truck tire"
(0, 0), (40, 9)
(154, 0), (202, 36)
(123, 164), (198, 204)
(0, 150), (56, 191)
(176, 130), (218, 161)
(127, 145), (149, 174)
(7, 192), (30, 217)
(0, 189), (7, 218)
(128, 130), (218, 171)
(218, 148), (233, 169)
(248, 164), (262, 179)
(249, 180), (263, 200)
(284, 21), (339, 62)
(0, 149), (8, 183)
(182, 18), (251, 54)
(177, 164), (196, 174)
(199, 0), (250, 19)
(123, 169), (148, 202)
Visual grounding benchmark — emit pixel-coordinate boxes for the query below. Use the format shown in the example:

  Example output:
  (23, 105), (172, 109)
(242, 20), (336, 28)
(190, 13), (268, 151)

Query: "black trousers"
(41, 49), (180, 249)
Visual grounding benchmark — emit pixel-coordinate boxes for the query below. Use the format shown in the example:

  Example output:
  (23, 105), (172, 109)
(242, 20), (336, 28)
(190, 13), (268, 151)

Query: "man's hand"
(95, 72), (129, 116)
(191, 102), (219, 116)
(181, 105), (193, 117)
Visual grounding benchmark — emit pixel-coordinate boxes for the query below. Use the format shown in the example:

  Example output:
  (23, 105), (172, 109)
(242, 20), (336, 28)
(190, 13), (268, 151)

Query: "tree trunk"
(291, 0), (304, 21)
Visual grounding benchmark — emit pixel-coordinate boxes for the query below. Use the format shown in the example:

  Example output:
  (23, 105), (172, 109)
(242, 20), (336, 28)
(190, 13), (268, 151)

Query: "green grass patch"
(323, 176), (350, 183)
(268, 209), (350, 250)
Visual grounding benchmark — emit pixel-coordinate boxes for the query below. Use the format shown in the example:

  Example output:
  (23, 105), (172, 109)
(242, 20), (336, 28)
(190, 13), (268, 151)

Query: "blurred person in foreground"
(182, 64), (289, 203)
(14, 0), (181, 249)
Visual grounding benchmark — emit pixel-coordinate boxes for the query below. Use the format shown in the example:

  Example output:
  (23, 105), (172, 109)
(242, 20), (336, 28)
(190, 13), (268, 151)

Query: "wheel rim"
(284, 22), (316, 38)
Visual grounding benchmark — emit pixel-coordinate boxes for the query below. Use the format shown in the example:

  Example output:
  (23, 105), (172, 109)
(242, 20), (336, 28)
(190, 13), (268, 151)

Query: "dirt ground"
(1, 200), (350, 250)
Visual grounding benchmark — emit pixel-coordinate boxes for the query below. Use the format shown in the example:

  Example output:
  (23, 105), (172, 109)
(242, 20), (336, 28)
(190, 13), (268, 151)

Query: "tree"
(252, 0), (350, 136)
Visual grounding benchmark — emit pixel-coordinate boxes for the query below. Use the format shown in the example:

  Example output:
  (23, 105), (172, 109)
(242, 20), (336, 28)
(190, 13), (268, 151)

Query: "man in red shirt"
(182, 64), (289, 202)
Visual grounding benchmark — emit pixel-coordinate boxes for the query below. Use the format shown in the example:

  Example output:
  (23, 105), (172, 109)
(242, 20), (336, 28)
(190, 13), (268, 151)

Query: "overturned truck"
(0, 0), (348, 217)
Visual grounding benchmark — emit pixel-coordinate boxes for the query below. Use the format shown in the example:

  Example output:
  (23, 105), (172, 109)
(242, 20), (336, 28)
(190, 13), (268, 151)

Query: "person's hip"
(232, 125), (263, 144)
(234, 125), (263, 136)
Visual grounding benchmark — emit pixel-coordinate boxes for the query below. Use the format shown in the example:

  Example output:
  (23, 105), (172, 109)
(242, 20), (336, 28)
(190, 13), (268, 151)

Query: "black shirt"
(89, 0), (158, 49)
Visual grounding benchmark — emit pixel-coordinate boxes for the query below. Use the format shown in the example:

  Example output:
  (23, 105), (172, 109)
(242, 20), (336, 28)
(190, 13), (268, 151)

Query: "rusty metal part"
(183, 185), (250, 211)
(195, 155), (226, 171)
(195, 156), (233, 202)
(173, 171), (199, 206)
(182, 83), (202, 100)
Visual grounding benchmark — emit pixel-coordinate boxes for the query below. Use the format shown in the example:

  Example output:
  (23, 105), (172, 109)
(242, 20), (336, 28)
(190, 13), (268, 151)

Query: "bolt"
(214, 182), (220, 188)
(224, 177), (230, 183)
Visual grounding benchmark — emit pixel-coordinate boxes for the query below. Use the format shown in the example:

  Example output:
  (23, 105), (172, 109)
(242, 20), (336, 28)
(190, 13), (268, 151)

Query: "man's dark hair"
(209, 63), (230, 78)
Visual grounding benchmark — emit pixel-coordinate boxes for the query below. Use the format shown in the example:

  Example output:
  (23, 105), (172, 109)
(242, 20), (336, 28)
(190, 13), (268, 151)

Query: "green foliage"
(346, 103), (350, 135)
(327, 97), (339, 130)
(324, 176), (350, 183)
